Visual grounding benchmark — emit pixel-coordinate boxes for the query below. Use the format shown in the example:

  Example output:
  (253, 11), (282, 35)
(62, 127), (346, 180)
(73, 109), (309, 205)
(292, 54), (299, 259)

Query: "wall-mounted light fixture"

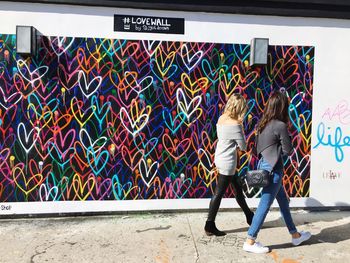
(16, 25), (39, 56)
(250, 38), (269, 66)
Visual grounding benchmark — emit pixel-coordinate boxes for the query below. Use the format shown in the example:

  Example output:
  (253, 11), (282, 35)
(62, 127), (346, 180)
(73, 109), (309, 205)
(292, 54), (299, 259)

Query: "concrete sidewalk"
(0, 210), (349, 263)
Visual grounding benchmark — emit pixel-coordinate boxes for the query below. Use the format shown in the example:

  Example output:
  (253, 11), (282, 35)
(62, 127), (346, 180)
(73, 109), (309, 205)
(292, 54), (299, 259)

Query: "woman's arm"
(235, 125), (247, 152)
(275, 121), (293, 156)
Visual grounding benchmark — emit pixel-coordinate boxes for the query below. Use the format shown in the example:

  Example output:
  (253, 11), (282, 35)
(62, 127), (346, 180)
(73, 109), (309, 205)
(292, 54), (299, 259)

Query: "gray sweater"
(214, 124), (247, 176)
(257, 119), (293, 168)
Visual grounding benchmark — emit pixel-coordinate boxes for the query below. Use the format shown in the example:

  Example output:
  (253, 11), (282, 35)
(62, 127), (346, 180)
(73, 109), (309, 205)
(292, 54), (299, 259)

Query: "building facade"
(0, 0), (349, 215)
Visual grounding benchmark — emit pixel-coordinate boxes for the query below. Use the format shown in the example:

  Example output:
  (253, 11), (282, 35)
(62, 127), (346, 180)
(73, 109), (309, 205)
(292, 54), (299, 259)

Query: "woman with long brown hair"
(243, 90), (311, 253)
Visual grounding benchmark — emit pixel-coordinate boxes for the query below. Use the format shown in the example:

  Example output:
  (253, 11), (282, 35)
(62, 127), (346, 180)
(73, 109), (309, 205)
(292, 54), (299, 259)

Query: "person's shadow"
(269, 221), (350, 250)
(224, 198), (350, 249)
(224, 210), (349, 234)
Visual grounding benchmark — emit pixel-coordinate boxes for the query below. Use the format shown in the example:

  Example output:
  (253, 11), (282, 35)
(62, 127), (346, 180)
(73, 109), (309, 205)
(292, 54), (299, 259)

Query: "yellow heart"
(72, 173), (96, 201)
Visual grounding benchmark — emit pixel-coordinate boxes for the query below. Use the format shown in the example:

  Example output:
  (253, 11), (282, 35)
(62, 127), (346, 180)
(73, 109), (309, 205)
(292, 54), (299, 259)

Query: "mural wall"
(0, 34), (314, 202)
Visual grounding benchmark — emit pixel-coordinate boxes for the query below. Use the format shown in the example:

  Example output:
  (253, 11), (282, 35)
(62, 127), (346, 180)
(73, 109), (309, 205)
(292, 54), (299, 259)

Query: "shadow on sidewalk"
(223, 210), (350, 234)
(268, 222), (350, 250)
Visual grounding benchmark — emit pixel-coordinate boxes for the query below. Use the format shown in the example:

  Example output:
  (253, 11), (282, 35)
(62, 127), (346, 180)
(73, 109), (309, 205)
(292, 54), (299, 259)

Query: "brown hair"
(224, 93), (247, 121)
(256, 90), (289, 133)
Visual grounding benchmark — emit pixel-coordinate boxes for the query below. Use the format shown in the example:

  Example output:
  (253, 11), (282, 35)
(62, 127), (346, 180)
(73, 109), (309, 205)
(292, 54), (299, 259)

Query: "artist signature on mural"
(1, 205), (11, 211)
(314, 122), (350, 162)
(323, 170), (341, 180)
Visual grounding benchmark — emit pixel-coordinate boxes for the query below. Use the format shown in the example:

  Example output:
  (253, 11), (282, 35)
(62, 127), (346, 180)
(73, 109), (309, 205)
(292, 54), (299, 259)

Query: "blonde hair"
(224, 93), (247, 120)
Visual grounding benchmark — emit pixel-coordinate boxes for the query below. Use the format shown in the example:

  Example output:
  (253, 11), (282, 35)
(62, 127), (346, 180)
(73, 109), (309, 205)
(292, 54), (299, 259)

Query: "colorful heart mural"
(0, 35), (314, 201)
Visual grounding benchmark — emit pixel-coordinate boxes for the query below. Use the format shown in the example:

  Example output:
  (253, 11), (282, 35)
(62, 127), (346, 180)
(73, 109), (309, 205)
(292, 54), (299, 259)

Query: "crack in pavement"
(30, 241), (77, 262)
(187, 217), (200, 263)
(30, 243), (56, 263)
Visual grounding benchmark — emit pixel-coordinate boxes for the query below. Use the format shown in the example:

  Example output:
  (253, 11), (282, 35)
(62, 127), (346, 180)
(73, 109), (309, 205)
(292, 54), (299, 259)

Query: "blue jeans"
(247, 157), (297, 240)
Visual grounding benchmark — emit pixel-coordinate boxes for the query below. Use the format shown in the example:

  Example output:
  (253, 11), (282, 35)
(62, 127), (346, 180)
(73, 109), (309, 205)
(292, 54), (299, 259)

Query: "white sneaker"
(292, 231), (311, 246)
(243, 241), (269, 254)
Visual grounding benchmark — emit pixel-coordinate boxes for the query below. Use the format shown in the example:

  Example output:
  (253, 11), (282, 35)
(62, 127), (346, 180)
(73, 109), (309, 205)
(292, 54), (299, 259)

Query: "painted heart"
(49, 143), (75, 169)
(142, 40), (162, 57)
(197, 148), (214, 172)
(218, 67), (241, 99)
(181, 43), (203, 71)
(138, 158), (159, 187)
(91, 95), (111, 127)
(171, 177), (193, 199)
(76, 48), (99, 74)
(16, 59), (49, 84)
(124, 71), (153, 95)
(55, 129), (76, 156)
(120, 100), (151, 136)
(176, 88), (202, 123)
(162, 107), (186, 135)
(13, 166), (43, 195)
(162, 133), (191, 160)
(87, 148), (109, 175)
(181, 73), (209, 97)
(154, 47), (176, 77)
(121, 145), (144, 170)
(79, 128), (107, 154)
(0, 86), (22, 110)
(114, 41), (140, 65)
(57, 61), (79, 91)
(111, 174), (137, 200)
(289, 149), (311, 177)
(17, 122), (40, 154)
(133, 134), (158, 158)
(34, 137), (54, 161)
(72, 173), (96, 200)
(233, 44), (250, 62)
(78, 70), (102, 98)
(197, 162), (217, 187)
(39, 183), (58, 201)
(71, 97), (96, 127)
(50, 36), (75, 56)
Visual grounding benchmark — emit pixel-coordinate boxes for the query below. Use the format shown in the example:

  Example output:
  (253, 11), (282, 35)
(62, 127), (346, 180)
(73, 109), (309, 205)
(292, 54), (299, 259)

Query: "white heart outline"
(17, 122), (40, 154)
(39, 183), (58, 201)
(119, 107), (149, 137)
(49, 36), (75, 56)
(78, 70), (102, 98)
(124, 71), (153, 95)
(176, 88), (202, 121)
(17, 59), (49, 84)
(181, 43), (203, 71)
(243, 179), (263, 198)
(142, 40), (162, 57)
(138, 158), (159, 187)
(290, 148), (310, 176)
(0, 86), (22, 110)
(79, 128), (107, 154)
(290, 91), (305, 109)
(198, 148), (214, 173)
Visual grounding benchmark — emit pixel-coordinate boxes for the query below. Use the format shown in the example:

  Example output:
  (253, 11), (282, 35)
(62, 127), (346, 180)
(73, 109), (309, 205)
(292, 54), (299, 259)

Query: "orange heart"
(162, 134), (191, 160)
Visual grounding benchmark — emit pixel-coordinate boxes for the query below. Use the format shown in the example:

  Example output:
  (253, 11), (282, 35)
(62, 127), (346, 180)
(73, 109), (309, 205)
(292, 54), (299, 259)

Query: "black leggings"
(207, 173), (252, 222)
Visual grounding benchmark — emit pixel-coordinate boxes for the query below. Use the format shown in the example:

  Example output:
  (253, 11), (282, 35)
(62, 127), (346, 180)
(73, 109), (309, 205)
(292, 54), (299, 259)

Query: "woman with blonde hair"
(204, 93), (254, 236)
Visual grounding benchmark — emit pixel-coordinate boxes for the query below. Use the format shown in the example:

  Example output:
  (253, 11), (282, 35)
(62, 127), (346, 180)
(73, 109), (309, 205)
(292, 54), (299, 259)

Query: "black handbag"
(244, 169), (272, 188)
(243, 133), (274, 188)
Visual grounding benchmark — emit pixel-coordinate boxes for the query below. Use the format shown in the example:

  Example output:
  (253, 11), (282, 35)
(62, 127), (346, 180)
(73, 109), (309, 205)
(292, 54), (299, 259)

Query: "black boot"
(204, 221), (226, 236)
(246, 211), (254, 226)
